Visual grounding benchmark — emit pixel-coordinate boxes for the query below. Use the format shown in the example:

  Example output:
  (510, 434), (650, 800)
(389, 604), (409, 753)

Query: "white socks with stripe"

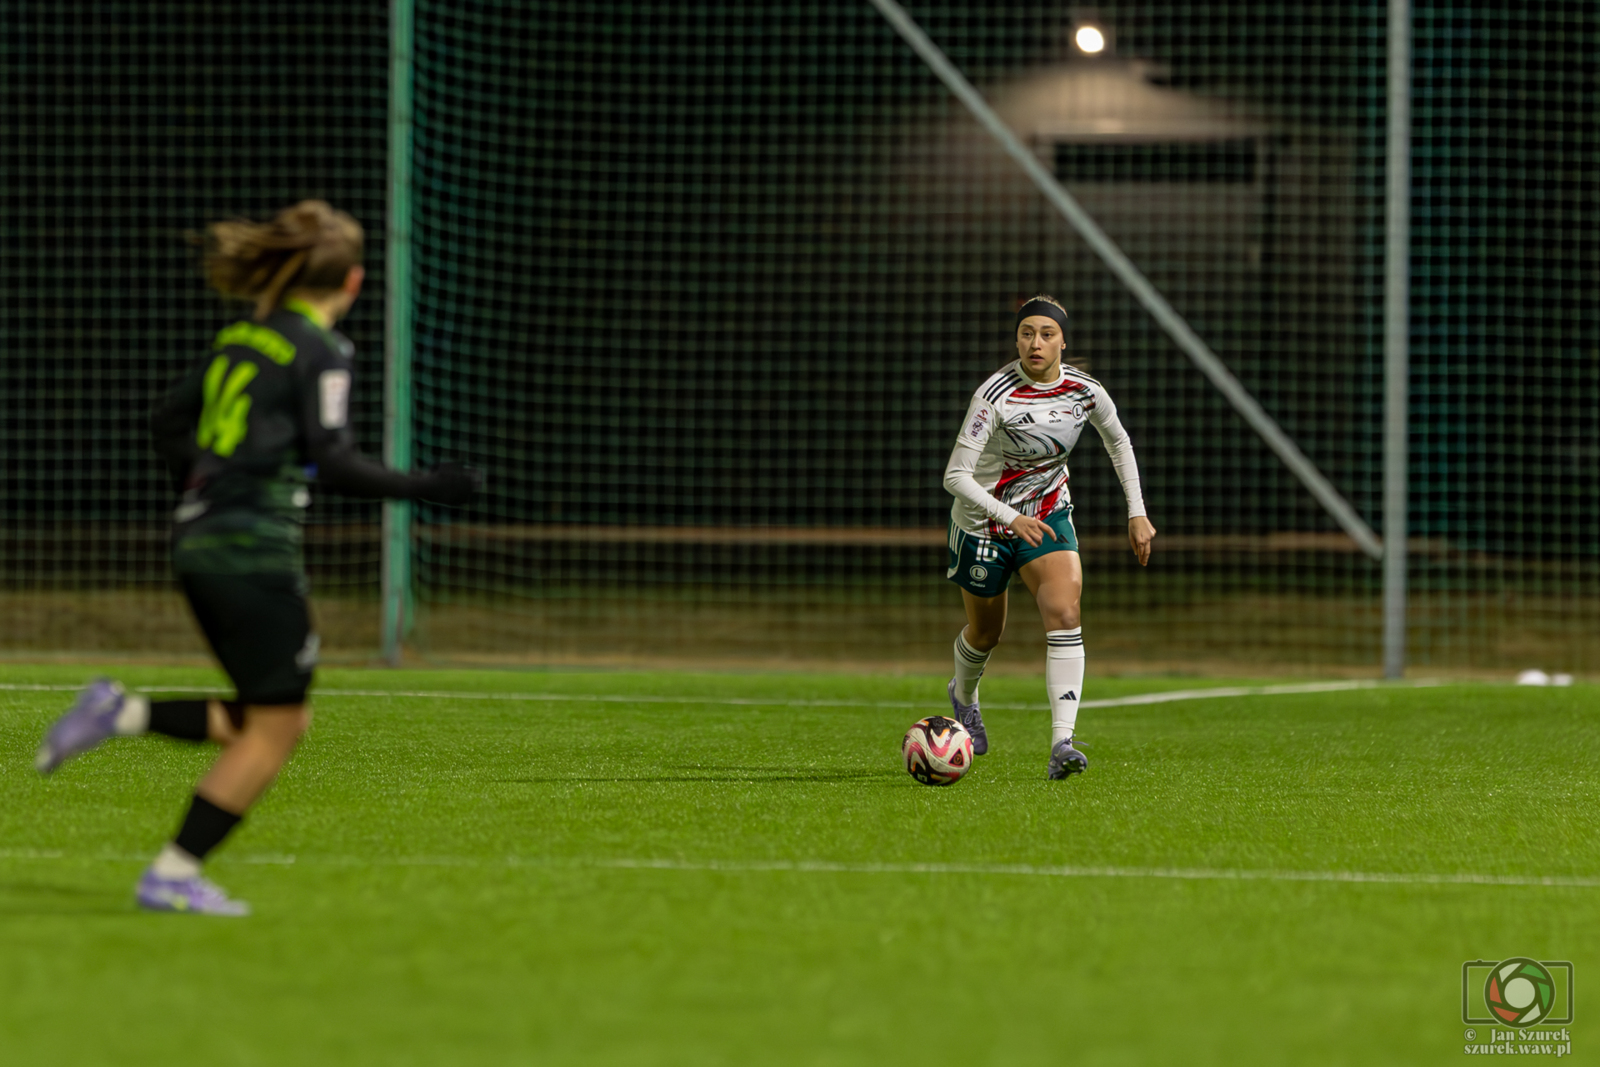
(1046, 628), (1085, 744)
(952, 630), (991, 706)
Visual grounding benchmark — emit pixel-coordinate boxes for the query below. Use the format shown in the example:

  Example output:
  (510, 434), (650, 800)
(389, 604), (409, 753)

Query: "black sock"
(173, 794), (243, 861)
(148, 700), (209, 742)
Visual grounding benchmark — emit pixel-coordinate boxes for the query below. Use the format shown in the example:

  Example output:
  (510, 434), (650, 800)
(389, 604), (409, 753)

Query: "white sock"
(1046, 628), (1085, 744)
(953, 630), (991, 706)
(113, 694), (150, 736)
(151, 843), (202, 880)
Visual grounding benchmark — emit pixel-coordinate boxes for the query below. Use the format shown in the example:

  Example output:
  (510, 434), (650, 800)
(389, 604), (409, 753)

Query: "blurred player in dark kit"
(36, 201), (478, 914)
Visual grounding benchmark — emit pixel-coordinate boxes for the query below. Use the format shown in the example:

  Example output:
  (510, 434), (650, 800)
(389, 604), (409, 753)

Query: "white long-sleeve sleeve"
(943, 415), (1020, 528)
(1088, 391), (1147, 519)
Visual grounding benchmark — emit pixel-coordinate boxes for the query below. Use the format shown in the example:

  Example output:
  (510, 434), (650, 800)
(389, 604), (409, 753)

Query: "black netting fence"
(2, 1), (1595, 672)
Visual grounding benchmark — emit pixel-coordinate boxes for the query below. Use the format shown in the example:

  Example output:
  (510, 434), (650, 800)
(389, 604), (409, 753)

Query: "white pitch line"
(0, 678), (1450, 711)
(0, 848), (1590, 889)
(1079, 678), (1449, 709)
(0, 682), (931, 708)
(575, 857), (1600, 889)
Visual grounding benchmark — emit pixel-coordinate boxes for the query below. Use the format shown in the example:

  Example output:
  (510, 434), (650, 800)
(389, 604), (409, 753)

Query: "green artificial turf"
(0, 664), (1595, 1065)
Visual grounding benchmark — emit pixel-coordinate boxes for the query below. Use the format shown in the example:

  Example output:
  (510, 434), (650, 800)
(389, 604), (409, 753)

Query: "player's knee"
(244, 703), (311, 745)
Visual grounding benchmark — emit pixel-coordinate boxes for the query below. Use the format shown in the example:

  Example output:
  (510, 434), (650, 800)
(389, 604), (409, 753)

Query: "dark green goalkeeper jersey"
(151, 300), (359, 575)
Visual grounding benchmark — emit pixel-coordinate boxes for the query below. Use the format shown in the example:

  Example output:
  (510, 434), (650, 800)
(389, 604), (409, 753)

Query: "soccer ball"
(902, 715), (974, 786)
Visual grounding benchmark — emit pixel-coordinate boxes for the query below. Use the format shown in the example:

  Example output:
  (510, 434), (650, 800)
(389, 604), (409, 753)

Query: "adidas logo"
(1058, 690), (1077, 701)
(1016, 413), (1035, 424)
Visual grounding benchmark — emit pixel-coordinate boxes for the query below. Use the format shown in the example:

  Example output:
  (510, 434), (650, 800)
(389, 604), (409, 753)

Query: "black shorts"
(178, 571), (317, 706)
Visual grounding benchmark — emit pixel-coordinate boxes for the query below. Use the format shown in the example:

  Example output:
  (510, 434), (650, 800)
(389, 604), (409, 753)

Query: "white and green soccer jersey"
(943, 360), (1146, 540)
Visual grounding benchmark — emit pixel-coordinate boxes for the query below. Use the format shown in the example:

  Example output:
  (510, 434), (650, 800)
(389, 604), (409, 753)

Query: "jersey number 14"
(197, 355), (259, 457)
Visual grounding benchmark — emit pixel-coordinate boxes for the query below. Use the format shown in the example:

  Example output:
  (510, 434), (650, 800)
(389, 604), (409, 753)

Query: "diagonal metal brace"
(867, 0), (1383, 560)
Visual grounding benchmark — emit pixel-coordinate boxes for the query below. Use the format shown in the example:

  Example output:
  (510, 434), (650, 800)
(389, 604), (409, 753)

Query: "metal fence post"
(382, 0), (415, 667)
(1383, 0), (1413, 678)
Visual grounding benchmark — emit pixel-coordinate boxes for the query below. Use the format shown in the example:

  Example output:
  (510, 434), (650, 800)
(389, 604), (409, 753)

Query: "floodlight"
(1075, 26), (1106, 54)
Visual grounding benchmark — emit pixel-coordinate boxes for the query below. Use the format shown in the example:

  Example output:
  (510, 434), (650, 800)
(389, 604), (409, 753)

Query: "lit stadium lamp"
(1074, 25), (1106, 55)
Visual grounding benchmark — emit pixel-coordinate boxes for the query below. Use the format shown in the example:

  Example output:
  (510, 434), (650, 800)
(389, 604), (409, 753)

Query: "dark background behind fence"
(1, 1), (1595, 670)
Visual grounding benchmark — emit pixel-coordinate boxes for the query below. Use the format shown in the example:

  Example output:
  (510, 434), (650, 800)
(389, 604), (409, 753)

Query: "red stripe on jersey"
(1011, 380), (1092, 402)
(997, 464), (1070, 494)
(996, 467), (1029, 493)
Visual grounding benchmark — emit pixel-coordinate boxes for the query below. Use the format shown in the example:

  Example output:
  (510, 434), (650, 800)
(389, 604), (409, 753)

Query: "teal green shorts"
(946, 507), (1079, 598)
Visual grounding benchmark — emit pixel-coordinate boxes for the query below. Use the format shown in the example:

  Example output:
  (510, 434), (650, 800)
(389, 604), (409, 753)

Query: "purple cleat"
(136, 869), (251, 916)
(947, 678), (988, 756)
(1047, 736), (1088, 780)
(35, 678), (126, 775)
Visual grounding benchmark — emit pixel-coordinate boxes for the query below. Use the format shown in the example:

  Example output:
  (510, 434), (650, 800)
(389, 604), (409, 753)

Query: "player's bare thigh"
(1019, 550), (1082, 631)
(961, 588), (1008, 651)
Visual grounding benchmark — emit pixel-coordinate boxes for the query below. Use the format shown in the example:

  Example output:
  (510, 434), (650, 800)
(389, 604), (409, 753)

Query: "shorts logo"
(295, 632), (321, 671)
(969, 565), (988, 582)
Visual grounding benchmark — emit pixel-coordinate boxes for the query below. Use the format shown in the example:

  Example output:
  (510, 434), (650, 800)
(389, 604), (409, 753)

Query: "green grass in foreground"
(0, 664), (1596, 1066)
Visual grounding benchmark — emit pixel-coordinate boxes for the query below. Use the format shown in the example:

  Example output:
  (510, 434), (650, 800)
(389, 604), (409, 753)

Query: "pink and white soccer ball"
(902, 715), (974, 786)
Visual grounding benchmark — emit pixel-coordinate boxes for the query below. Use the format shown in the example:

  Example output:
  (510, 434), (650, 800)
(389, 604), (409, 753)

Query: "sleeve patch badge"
(967, 408), (990, 439)
(318, 370), (351, 429)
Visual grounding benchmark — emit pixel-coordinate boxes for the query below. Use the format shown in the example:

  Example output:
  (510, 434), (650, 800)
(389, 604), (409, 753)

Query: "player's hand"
(1129, 516), (1156, 567)
(418, 461), (482, 506)
(1008, 514), (1057, 548)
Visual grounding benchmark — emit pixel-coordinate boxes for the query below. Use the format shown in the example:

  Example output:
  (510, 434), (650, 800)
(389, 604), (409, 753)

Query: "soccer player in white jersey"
(942, 295), (1156, 779)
